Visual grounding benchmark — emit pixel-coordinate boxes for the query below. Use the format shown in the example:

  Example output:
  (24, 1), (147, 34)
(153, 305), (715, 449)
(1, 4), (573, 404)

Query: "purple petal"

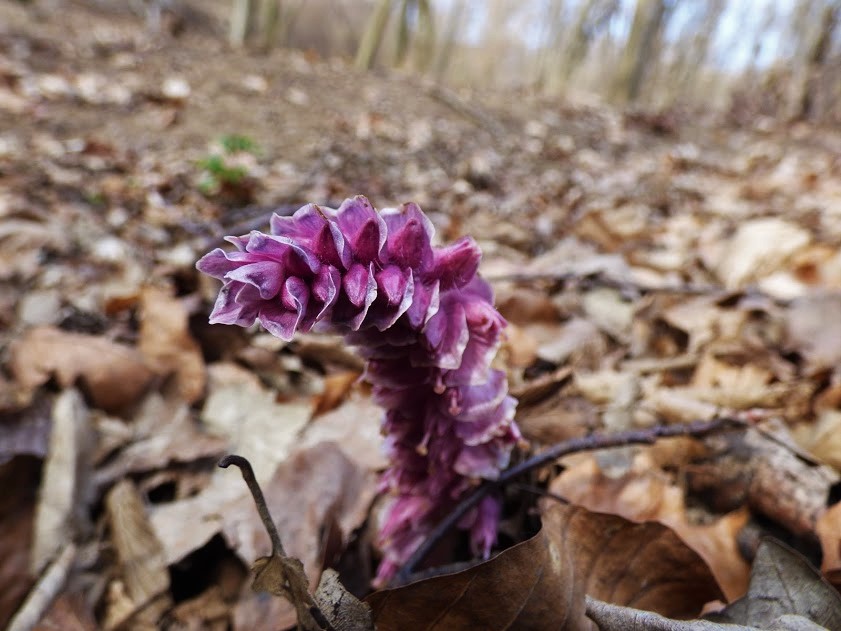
(209, 283), (258, 327)
(343, 263), (375, 308)
(469, 495), (501, 558)
(257, 276), (310, 340)
(336, 196), (386, 263)
(196, 248), (237, 279)
(225, 260), (284, 299)
(431, 237), (481, 289)
(406, 278), (440, 329)
(420, 298), (468, 370)
(444, 369), (507, 420)
(311, 265), (341, 319)
(382, 202), (434, 270)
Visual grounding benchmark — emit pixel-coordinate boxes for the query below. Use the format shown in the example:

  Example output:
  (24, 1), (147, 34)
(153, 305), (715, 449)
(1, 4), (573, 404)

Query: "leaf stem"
(218, 454), (286, 556)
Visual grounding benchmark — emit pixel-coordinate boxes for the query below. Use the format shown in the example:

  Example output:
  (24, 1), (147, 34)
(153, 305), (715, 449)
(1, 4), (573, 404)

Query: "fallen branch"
(392, 417), (745, 586)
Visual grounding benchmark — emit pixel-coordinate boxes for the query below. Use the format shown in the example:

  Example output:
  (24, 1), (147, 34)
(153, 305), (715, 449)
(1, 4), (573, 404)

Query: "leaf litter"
(4, 2), (841, 629)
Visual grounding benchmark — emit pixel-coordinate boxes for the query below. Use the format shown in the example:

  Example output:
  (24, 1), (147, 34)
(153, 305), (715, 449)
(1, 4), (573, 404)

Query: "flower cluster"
(197, 196), (520, 584)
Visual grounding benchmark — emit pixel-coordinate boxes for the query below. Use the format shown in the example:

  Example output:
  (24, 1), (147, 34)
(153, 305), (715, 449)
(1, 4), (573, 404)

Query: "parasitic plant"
(197, 196), (520, 584)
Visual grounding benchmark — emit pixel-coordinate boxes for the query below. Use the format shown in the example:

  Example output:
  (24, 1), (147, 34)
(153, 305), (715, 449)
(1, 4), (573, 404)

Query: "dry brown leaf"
(298, 392), (388, 471)
(0, 397), (52, 463)
(138, 286), (207, 404)
(10, 326), (154, 412)
(552, 454), (750, 600)
(816, 502), (841, 578)
(105, 479), (170, 610)
(33, 592), (97, 631)
(793, 410), (841, 471)
(93, 392), (226, 487)
(785, 295), (841, 375)
(367, 524), (566, 630)
(708, 539), (841, 629)
(311, 371), (362, 418)
(367, 503), (722, 630)
(714, 218), (810, 289)
(31, 389), (94, 574)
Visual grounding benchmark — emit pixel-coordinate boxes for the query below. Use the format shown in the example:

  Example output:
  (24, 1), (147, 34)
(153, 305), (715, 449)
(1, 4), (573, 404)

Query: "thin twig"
(218, 455), (286, 556)
(509, 482), (569, 505)
(392, 416), (745, 586)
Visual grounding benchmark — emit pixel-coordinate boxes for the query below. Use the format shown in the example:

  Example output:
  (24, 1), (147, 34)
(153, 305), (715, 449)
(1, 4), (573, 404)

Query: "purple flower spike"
(196, 196), (521, 585)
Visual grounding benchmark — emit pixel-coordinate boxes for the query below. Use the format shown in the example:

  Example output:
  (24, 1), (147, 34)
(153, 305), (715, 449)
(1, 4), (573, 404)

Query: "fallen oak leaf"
(367, 504), (721, 630)
(585, 598), (759, 631)
(586, 538), (841, 631)
(707, 539), (841, 629)
(10, 326), (154, 413)
(137, 286), (206, 404)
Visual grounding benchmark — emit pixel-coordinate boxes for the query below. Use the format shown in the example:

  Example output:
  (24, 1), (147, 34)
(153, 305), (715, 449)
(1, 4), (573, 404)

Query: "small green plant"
(220, 134), (258, 154)
(197, 135), (258, 197)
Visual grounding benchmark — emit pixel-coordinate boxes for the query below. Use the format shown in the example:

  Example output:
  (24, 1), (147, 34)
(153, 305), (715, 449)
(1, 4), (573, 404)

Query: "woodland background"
(3, 0), (841, 629)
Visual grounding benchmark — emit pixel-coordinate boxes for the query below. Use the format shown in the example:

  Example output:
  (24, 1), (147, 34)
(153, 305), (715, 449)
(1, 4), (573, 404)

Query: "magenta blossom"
(197, 196), (520, 585)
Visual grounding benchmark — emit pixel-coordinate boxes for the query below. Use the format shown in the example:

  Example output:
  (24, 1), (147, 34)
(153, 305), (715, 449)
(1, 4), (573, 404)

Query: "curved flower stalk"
(197, 196), (521, 584)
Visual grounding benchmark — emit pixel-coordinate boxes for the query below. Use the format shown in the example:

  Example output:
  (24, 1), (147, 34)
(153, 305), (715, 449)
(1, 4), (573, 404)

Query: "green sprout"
(197, 135), (259, 196)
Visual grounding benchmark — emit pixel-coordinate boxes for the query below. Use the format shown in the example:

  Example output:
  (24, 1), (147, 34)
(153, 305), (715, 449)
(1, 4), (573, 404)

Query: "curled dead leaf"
(10, 327), (154, 412)
(138, 286), (206, 404)
(367, 503), (721, 630)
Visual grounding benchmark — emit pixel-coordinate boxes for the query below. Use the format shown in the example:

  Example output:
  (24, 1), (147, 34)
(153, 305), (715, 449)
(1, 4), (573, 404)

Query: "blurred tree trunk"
(669, 0), (724, 101)
(610, 0), (667, 104)
(553, 0), (619, 94)
(356, 0), (394, 70)
(412, 0), (435, 73)
(793, 1), (840, 120)
(534, 0), (567, 92)
(230, 0), (255, 46)
(256, 0), (279, 50)
(433, 0), (466, 82)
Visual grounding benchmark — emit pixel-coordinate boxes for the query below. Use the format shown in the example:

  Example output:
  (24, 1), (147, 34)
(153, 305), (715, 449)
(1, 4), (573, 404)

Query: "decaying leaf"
(367, 503), (721, 630)
(708, 539), (841, 629)
(785, 295), (841, 375)
(138, 285), (207, 404)
(552, 453), (750, 600)
(10, 327), (154, 412)
(298, 392), (388, 471)
(585, 538), (841, 630)
(314, 569), (374, 631)
(816, 502), (841, 583)
(105, 479), (170, 609)
(31, 389), (94, 574)
(367, 526), (566, 630)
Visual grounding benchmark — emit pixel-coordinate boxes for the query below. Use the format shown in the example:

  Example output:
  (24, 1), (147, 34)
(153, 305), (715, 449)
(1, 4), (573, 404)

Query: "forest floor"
(4, 2), (841, 630)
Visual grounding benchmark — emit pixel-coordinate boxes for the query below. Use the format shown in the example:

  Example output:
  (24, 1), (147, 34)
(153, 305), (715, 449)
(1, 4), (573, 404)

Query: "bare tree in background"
(395, 0), (435, 71)
(433, 0), (466, 82)
(355, 0), (435, 71)
(793, 0), (840, 120)
(356, 0), (394, 69)
(229, 0), (306, 49)
(610, 0), (668, 104)
(667, 0), (724, 101)
(551, 0), (618, 94)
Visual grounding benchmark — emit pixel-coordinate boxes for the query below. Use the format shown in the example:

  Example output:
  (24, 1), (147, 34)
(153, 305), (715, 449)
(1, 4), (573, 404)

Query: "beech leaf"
(366, 503), (722, 630)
